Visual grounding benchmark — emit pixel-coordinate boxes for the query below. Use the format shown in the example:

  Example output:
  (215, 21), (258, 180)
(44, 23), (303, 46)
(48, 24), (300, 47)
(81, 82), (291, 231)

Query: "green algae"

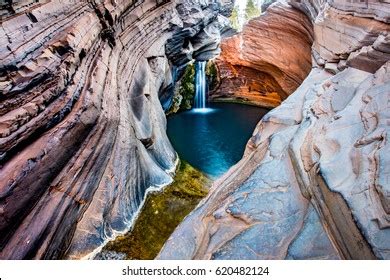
(178, 63), (196, 110)
(99, 160), (211, 260)
(206, 60), (219, 91)
(168, 61), (220, 115)
(167, 63), (196, 114)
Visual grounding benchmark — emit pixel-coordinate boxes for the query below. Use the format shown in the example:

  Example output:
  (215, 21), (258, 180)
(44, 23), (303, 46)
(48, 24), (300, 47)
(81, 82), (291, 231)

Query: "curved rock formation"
(261, 0), (277, 11)
(158, 0), (390, 260)
(0, 0), (231, 259)
(209, 1), (314, 108)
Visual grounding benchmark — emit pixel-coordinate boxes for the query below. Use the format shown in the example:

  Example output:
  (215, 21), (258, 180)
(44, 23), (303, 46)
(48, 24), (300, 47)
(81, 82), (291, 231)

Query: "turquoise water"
(167, 103), (269, 178)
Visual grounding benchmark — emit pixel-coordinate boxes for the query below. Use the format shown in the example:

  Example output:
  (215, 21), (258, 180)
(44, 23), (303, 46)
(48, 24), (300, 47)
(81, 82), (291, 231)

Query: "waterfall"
(194, 61), (207, 109)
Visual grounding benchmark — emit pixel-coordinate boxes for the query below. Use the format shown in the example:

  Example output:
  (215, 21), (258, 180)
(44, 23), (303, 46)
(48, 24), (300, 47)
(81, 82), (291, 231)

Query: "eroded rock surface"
(209, 1), (314, 108)
(0, 0), (232, 259)
(158, 0), (390, 260)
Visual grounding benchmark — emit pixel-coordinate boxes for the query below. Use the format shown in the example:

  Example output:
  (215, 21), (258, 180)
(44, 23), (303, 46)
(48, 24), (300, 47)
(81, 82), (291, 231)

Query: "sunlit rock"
(158, 0), (390, 260)
(0, 0), (232, 259)
(209, 1), (314, 108)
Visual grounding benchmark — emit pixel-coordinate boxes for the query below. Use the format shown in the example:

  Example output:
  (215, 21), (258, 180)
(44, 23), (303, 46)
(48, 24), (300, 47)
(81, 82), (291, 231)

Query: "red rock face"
(158, 0), (390, 260)
(211, 62), (283, 108)
(0, 0), (233, 259)
(210, 2), (314, 108)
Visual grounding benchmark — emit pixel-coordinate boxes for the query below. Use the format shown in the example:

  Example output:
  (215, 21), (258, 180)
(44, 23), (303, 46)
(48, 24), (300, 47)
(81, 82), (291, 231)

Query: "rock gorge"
(159, 0), (390, 260)
(0, 0), (233, 259)
(0, 0), (389, 260)
(209, 1), (313, 108)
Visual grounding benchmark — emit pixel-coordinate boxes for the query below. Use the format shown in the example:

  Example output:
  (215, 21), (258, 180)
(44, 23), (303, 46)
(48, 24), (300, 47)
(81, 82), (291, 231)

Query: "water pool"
(167, 103), (269, 178)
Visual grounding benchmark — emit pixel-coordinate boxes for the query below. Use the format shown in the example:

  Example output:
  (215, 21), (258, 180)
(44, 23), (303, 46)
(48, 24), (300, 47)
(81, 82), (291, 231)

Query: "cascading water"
(194, 61), (207, 109)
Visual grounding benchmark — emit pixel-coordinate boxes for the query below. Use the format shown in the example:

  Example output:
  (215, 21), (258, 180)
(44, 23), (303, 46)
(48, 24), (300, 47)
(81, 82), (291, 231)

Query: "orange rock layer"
(158, 0), (390, 260)
(209, 2), (314, 107)
(0, 0), (232, 259)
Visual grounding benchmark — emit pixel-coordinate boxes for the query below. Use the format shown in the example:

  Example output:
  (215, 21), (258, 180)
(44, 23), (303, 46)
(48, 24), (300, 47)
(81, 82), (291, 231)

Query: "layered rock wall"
(209, 2), (314, 108)
(0, 0), (231, 259)
(158, 0), (390, 260)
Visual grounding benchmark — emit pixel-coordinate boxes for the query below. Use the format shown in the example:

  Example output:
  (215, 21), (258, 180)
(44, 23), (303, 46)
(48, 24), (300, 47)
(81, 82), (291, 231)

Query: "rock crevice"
(0, 0), (232, 259)
(158, 0), (390, 260)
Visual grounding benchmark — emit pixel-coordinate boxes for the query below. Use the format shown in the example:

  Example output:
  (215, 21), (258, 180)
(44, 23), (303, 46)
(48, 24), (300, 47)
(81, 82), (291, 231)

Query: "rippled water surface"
(167, 103), (269, 178)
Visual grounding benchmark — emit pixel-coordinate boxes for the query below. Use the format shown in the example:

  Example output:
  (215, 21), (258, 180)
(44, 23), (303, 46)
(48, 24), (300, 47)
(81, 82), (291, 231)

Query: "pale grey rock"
(0, 0), (233, 260)
(285, 204), (340, 260)
(165, 0), (233, 65)
(325, 62), (339, 74)
(261, 0), (278, 12)
(346, 33), (390, 73)
(329, 0), (390, 23)
(159, 0), (390, 260)
(289, 0), (326, 21)
(157, 69), (339, 260)
(312, 63), (390, 259)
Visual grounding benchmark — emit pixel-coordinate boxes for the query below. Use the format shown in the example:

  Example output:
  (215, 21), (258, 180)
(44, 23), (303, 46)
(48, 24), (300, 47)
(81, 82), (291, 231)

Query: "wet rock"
(159, 1), (390, 260)
(0, 0), (232, 260)
(97, 161), (210, 260)
(94, 251), (127, 260)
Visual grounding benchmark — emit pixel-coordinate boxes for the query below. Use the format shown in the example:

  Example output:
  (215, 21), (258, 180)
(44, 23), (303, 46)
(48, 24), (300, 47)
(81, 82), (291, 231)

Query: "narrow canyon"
(0, 0), (389, 260)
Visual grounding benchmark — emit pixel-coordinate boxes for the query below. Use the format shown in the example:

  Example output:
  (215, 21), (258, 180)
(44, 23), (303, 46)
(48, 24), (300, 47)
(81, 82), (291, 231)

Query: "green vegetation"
(167, 63), (195, 114)
(178, 63), (196, 110)
(168, 60), (221, 114)
(229, 6), (240, 30)
(206, 60), (219, 91)
(245, 0), (261, 22)
(99, 160), (211, 260)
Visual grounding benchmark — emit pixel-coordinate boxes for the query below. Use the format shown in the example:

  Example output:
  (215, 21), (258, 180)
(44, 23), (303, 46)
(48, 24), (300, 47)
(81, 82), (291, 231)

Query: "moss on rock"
(206, 60), (219, 91)
(167, 61), (219, 114)
(97, 160), (211, 260)
(179, 63), (196, 110)
(167, 63), (195, 114)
